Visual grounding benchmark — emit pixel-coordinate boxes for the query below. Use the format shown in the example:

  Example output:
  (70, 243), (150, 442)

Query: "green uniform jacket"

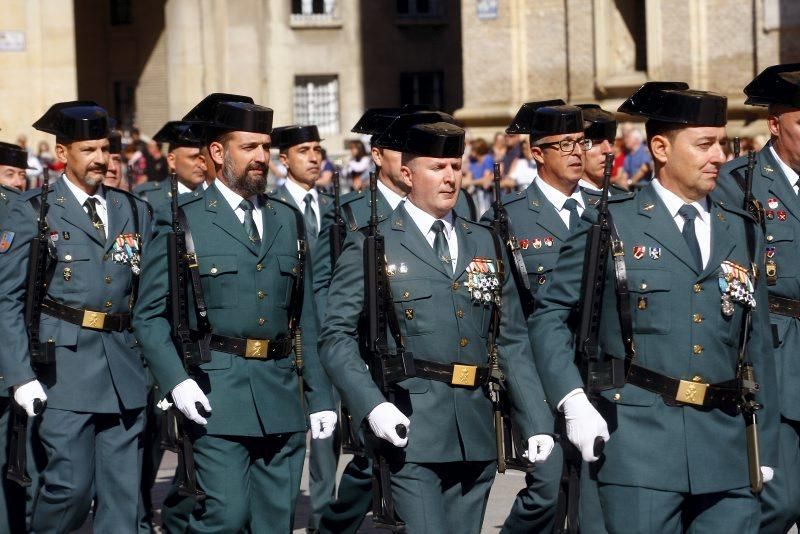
(531, 184), (779, 494)
(319, 204), (553, 463)
(0, 177), (152, 413)
(0, 186), (21, 395)
(132, 183), (333, 437)
(133, 180), (172, 209)
(717, 147), (800, 421)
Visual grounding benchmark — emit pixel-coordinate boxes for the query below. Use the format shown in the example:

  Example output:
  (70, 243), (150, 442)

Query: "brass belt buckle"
(82, 310), (107, 330)
(676, 379), (708, 406)
(451, 364), (478, 387)
(245, 338), (269, 359)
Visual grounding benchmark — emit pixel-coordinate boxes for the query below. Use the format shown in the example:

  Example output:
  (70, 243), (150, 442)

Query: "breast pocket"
(198, 255), (239, 309)
(522, 251), (559, 294)
(391, 278), (434, 336)
(55, 245), (93, 294)
(627, 269), (671, 335)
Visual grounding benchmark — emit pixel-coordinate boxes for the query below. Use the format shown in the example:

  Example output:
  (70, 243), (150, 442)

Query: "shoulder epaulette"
(178, 188), (205, 207)
(20, 185), (54, 202)
(339, 190), (365, 205)
(501, 190), (526, 206)
(133, 181), (163, 194)
(265, 193), (300, 212)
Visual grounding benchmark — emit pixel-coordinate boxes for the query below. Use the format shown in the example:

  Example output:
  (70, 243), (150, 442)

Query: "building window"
(290, 0), (340, 26)
(397, 0), (442, 17)
(109, 0), (133, 26)
(294, 75), (339, 135)
(113, 80), (136, 131)
(400, 72), (444, 110)
(594, 0), (654, 96)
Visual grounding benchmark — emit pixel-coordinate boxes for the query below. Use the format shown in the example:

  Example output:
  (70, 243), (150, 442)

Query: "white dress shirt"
(651, 178), (711, 269)
(377, 180), (406, 210)
(578, 178), (601, 192)
(214, 179), (264, 239)
(403, 199), (458, 272)
(535, 176), (585, 229)
(63, 176), (108, 239)
(177, 181), (192, 195)
(284, 177), (320, 229)
(769, 141), (799, 194)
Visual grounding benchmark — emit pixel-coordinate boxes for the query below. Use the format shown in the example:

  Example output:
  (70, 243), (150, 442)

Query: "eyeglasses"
(537, 137), (593, 153)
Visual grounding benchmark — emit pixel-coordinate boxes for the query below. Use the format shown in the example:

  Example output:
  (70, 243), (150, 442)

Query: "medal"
(768, 198), (779, 210)
(633, 245), (645, 260)
(721, 294), (735, 317)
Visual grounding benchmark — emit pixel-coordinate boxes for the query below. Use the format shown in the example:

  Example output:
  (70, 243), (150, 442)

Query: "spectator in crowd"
(501, 133), (522, 180)
(145, 140), (169, 182)
(619, 124), (653, 188)
(345, 139), (371, 191)
(317, 147), (336, 191)
(508, 138), (537, 190)
(123, 142), (148, 186)
(491, 131), (507, 163)
(468, 137), (496, 214)
(36, 140), (55, 168)
(15, 133), (43, 188)
(611, 137), (627, 188)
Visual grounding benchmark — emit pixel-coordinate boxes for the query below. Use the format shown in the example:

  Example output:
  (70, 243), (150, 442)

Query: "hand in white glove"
(524, 434), (556, 463)
(310, 410), (338, 440)
(367, 402), (410, 447)
(761, 466), (774, 484)
(171, 379), (212, 425)
(562, 392), (610, 462)
(13, 380), (47, 417)
(156, 398), (173, 412)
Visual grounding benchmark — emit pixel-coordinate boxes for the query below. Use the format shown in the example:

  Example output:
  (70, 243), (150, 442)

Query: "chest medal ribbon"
(112, 233), (142, 275)
(465, 257), (502, 306)
(718, 260), (755, 317)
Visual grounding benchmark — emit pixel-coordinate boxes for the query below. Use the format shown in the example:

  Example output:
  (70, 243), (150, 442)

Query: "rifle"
(733, 137), (741, 159)
(331, 169), (362, 455)
(166, 171), (208, 501)
(739, 151), (764, 494)
(363, 171), (407, 531)
(554, 154), (615, 534)
(490, 162), (534, 317)
(8, 171), (54, 487)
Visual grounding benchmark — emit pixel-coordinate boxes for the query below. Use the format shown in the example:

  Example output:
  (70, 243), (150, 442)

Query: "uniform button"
(456, 309), (465, 318)
(104, 300), (113, 308)
(256, 263), (263, 271)
(692, 313), (702, 323)
(692, 375), (704, 383)
(64, 254), (72, 261)
(105, 276), (113, 284)
(537, 266), (544, 273)
(451, 282), (460, 291)
(693, 344), (703, 355)
(258, 318), (266, 326)
(639, 282), (647, 290)
(402, 290), (410, 299)
(257, 290), (266, 300)
(292, 266), (298, 274)
(612, 393), (621, 401)
(103, 254), (109, 261)
(693, 284), (702, 293)
(459, 337), (469, 347)
(767, 235), (774, 242)
(210, 267), (218, 275)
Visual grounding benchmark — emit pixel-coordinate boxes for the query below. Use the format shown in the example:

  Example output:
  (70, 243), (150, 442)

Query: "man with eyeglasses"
(481, 100), (596, 533)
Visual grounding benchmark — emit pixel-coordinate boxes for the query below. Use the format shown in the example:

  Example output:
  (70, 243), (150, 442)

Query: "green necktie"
(431, 220), (453, 276)
(239, 199), (261, 247)
(678, 204), (702, 270)
(304, 192), (318, 237)
(563, 197), (579, 231)
(84, 198), (106, 241)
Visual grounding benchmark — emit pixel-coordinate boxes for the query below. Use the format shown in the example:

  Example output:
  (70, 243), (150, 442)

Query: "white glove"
(156, 398), (173, 412)
(171, 379), (212, 425)
(367, 402), (410, 447)
(310, 410), (338, 440)
(761, 466), (774, 484)
(524, 434), (556, 463)
(562, 392), (610, 462)
(13, 380), (47, 417)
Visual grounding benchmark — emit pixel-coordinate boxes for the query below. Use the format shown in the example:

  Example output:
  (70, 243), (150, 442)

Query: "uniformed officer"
(532, 82), (778, 533)
(0, 100), (153, 532)
(134, 120), (207, 208)
(716, 63), (800, 533)
(0, 140), (36, 533)
(133, 93), (335, 532)
(104, 131), (124, 189)
(577, 104), (619, 193)
(320, 118), (554, 533)
(480, 100), (598, 534)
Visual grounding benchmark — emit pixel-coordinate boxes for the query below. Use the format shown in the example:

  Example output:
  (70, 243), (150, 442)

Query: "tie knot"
(304, 192), (314, 205)
(84, 198), (97, 209)
(431, 220), (446, 235)
(563, 198), (578, 212)
(239, 199), (255, 212)
(678, 204), (698, 221)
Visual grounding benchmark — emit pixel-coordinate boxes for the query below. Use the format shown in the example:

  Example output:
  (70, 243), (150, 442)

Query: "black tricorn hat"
(108, 131), (122, 154)
(351, 105), (428, 136)
(506, 100), (585, 138)
(271, 125), (322, 149)
(577, 104), (617, 142)
(372, 111), (459, 151)
(152, 121), (203, 150)
(0, 141), (30, 169)
(403, 121), (465, 158)
(182, 93), (273, 138)
(32, 100), (111, 142)
(618, 82), (727, 126)
(744, 63), (800, 108)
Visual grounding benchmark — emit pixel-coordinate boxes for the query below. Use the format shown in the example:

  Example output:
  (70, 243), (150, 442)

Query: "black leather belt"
(625, 361), (740, 415)
(208, 333), (293, 360)
(384, 356), (490, 388)
(42, 299), (131, 332)
(768, 295), (800, 318)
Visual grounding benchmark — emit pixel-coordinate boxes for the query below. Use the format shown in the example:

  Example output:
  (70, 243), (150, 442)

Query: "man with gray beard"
(133, 93), (335, 532)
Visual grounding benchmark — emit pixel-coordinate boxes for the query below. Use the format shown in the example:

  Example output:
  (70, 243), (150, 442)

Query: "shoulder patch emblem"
(0, 231), (15, 253)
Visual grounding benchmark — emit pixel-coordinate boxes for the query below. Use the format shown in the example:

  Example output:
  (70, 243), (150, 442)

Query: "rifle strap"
(178, 207), (211, 333)
(342, 203), (358, 231)
(494, 208), (534, 316)
(285, 201), (307, 334)
(486, 228), (504, 356)
(608, 215), (636, 362)
(122, 192), (141, 309)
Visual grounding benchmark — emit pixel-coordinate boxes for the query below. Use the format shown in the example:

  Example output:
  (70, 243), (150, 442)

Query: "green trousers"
(317, 454), (373, 534)
(759, 417), (800, 534)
